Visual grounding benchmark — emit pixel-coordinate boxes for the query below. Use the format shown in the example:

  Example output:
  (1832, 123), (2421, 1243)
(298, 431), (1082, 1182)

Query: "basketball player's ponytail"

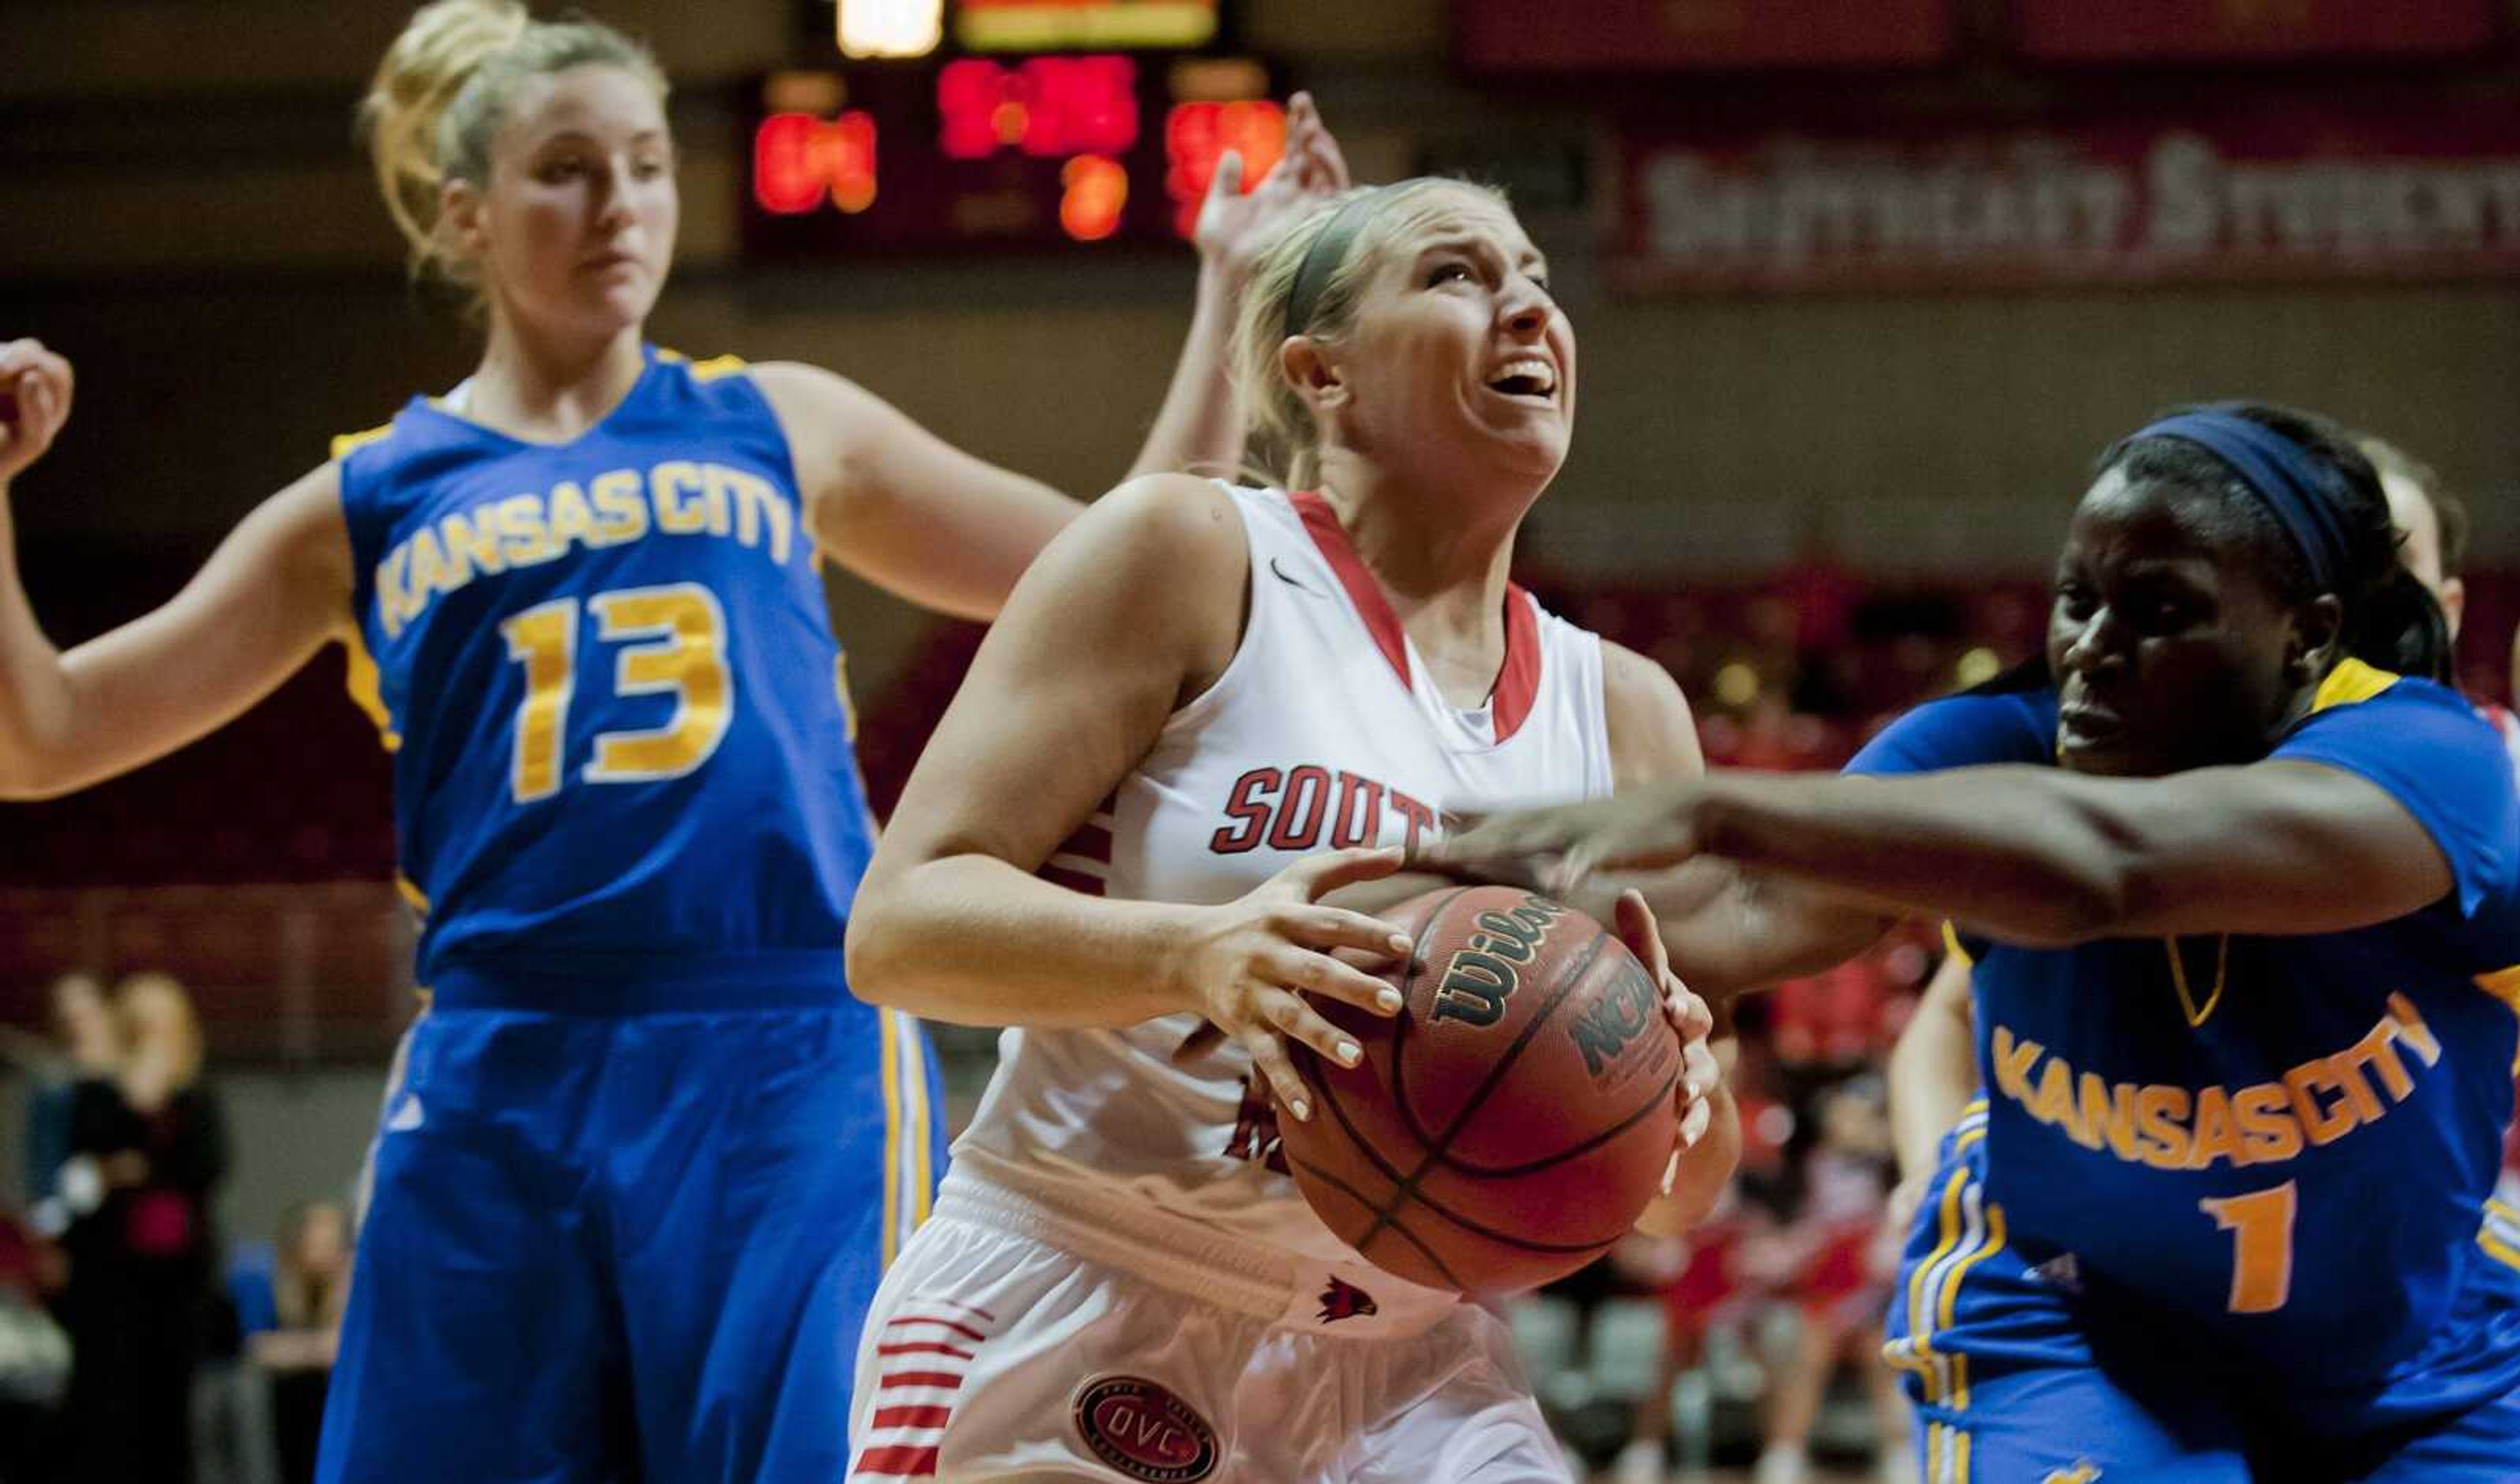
(358, 0), (667, 293)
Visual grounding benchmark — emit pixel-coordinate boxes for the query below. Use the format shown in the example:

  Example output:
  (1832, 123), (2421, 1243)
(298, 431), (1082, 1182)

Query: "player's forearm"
(1690, 768), (2144, 948)
(1888, 960), (1979, 1184)
(845, 854), (1200, 1028)
(1124, 259), (1243, 482)
(1641, 863), (1892, 1001)
(0, 490), (78, 798)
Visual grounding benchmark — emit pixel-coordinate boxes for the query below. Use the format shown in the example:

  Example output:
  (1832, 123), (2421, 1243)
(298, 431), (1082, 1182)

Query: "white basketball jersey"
(948, 484), (1616, 1286)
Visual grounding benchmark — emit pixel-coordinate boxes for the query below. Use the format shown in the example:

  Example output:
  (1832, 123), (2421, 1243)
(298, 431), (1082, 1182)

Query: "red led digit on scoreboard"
(1164, 99), (1286, 238)
(938, 55), (1138, 160)
(1061, 155), (1129, 242)
(753, 110), (879, 215)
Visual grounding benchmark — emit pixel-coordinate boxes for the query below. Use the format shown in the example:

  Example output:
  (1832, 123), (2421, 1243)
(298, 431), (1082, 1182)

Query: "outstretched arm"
(1125, 92), (1349, 482)
(1889, 946), (1979, 1187)
(0, 340), (352, 799)
(1432, 759), (2452, 950)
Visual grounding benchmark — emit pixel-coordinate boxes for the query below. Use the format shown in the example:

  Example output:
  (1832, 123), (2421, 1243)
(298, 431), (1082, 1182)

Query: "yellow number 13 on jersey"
(497, 582), (734, 803)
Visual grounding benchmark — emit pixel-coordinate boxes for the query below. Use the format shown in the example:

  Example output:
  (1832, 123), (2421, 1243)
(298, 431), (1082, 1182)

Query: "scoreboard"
(757, 2), (1276, 254)
(957, 0), (1220, 52)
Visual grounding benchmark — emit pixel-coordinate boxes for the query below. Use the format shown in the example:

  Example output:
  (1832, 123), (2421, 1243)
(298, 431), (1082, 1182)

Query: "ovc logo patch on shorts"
(1070, 1375), (1219, 1481)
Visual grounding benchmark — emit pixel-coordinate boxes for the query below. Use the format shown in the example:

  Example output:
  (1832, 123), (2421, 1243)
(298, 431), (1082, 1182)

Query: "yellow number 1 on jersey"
(497, 582), (734, 803)
(2200, 1181), (2296, 1315)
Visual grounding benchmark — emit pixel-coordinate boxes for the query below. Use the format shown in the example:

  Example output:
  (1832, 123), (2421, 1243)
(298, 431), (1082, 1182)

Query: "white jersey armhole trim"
(1152, 482), (1278, 744)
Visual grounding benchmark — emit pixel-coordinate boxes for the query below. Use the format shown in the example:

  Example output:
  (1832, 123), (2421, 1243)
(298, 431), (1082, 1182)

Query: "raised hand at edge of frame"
(1193, 90), (1354, 284)
(0, 340), (75, 488)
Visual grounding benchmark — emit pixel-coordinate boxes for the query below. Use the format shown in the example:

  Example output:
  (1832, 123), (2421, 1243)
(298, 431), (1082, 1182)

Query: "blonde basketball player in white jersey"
(841, 180), (1736, 1483)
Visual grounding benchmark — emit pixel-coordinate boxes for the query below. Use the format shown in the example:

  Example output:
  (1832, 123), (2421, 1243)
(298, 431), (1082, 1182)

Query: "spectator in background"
(1608, 1181), (1772, 1484)
(252, 1201), (350, 1484)
(54, 973), (228, 1484)
(1750, 1076), (1912, 1484)
(26, 975), (121, 1231)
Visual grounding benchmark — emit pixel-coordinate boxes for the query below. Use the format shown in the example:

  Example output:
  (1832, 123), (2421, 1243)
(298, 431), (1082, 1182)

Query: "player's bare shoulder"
(1598, 638), (1702, 784)
(1053, 473), (1250, 688)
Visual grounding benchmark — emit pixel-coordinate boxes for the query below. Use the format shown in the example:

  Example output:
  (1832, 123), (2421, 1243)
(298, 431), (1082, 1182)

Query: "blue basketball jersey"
(1849, 660), (2520, 1398)
(333, 347), (875, 999)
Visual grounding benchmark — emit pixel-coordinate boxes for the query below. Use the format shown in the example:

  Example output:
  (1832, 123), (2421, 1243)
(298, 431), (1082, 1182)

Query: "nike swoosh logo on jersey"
(1268, 556), (1332, 599)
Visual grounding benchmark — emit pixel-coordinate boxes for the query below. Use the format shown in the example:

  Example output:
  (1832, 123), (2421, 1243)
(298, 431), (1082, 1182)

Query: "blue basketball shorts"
(1885, 1103), (2520, 1483)
(317, 980), (948, 1484)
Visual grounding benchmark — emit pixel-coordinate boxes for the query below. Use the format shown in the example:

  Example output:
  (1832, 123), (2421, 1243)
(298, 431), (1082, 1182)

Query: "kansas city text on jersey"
(1989, 990), (2442, 1172)
(374, 459), (797, 639)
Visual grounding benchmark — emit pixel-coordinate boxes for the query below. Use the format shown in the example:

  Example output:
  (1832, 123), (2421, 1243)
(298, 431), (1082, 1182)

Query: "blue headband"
(2128, 409), (2354, 594)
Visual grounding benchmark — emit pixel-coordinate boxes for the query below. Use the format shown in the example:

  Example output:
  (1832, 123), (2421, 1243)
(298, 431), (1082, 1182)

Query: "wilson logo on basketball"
(1072, 1376), (1219, 1482)
(1568, 962), (1664, 1078)
(1431, 897), (1570, 1027)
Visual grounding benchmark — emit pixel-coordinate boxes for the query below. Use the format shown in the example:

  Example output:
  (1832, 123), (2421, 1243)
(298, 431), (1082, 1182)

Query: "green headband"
(1282, 187), (1389, 342)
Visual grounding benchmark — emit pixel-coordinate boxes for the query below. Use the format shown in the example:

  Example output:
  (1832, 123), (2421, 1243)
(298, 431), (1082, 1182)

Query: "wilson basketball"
(1280, 885), (1683, 1295)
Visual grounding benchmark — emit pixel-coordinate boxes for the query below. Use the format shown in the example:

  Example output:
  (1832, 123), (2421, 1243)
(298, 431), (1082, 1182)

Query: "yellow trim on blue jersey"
(1941, 920), (1973, 969)
(2484, 1200), (2520, 1272)
(834, 652), (859, 743)
(329, 422), (394, 462)
(2473, 965), (2520, 1074)
(2309, 656), (2399, 714)
(881, 1012), (904, 1267)
(340, 633), (402, 752)
(394, 875), (430, 918)
(1924, 1420), (1972, 1484)
(1941, 1205), (2008, 1409)
(654, 348), (749, 381)
(1890, 1118), (1995, 1408)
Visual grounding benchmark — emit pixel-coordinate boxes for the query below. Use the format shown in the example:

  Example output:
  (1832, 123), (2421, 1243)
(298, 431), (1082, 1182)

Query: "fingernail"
(1387, 933), (1412, 954)
(1660, 1150), (1680, 1197)
(1376, 988), (1403, 1013)
(1289, 1098), (1312, 1122)
(1337, 1041), (1362, 1066)
(1685, 1078), (1702, 1100)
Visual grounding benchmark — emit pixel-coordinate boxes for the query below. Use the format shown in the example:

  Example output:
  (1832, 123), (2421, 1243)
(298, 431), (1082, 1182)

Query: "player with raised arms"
(0, 1), (1349, 1478)
(841, 179), (1735, 1480)
(1434, 402), (2520, 1479)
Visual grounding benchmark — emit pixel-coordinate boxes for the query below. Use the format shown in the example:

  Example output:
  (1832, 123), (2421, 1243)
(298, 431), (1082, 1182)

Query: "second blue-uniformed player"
(1431, 402), (2520, 1479)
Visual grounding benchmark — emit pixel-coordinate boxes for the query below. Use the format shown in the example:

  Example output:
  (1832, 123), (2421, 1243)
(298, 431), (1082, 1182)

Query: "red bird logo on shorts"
(1316, 1277), (1378, 1325)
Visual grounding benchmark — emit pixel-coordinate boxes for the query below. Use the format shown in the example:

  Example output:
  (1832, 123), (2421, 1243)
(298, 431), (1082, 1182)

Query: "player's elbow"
(0, 735), (77, 800)
(843, 887), (915, 1009)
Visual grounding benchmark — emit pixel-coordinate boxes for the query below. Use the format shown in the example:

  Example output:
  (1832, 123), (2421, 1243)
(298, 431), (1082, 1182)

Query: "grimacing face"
(2047, 469), (2319, 777)
(457, 64), (678, 343)
(1322, 187), (1574, 487)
